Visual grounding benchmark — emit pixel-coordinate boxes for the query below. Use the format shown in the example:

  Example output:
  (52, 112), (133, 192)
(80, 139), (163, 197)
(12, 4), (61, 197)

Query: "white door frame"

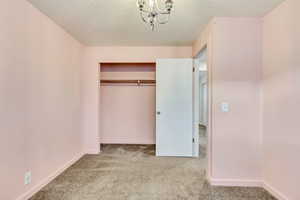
(193, 49), (208, 158)
(193, 45), (212, 181)
(192, 59), (200, 157)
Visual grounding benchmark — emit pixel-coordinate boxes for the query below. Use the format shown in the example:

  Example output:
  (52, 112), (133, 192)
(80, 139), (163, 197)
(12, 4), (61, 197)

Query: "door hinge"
(192, 138), (195, 143)
(193, 67), (195, 72)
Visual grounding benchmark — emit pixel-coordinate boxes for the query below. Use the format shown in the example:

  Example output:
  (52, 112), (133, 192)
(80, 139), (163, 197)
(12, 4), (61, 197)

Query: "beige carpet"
(30, 145), (276, 200)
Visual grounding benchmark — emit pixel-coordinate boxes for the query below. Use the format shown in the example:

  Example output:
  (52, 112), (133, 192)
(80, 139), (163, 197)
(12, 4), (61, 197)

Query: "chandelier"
(137, 0), (174, 31)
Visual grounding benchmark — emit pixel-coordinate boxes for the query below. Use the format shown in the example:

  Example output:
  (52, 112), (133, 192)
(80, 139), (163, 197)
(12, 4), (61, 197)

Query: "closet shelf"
(100, 79), (156, 85)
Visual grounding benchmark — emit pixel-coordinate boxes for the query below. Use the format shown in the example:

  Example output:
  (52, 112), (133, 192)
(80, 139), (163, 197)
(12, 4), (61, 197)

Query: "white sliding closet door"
(156, 59), (193, 157)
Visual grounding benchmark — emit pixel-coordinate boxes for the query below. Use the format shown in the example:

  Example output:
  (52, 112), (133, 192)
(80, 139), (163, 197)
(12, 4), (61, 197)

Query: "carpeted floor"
(199, 126), (207, 159)
(30, 145), (276, 200)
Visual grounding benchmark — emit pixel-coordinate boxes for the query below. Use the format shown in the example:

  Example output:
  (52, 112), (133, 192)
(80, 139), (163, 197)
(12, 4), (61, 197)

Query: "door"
(156, 59), (193, 157)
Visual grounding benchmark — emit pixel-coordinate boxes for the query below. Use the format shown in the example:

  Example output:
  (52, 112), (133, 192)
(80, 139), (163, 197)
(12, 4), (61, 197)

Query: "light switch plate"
(221, 102), (229, 112)
(24, 171), (31, 185)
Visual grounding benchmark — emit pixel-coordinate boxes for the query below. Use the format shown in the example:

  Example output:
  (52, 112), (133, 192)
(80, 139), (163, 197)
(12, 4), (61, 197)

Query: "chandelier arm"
(157, 14), (170, 24)
(154, 0), (169, 14)
(140, 8), (151, 14)
(158, 11), (170, 15)
(139, 12), (149, 23)
(137, 0), (153, 13)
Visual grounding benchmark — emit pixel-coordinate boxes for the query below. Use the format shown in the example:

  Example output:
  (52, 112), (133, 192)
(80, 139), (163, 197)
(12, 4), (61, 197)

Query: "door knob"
(157, 111), (161, 115)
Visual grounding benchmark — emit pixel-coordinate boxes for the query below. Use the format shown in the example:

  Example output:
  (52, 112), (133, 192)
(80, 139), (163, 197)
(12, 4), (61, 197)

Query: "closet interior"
(100, 63), (156, 145)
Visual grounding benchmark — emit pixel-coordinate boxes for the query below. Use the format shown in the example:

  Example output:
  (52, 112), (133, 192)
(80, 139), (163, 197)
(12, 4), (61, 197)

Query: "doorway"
(193, 48), (208, 163)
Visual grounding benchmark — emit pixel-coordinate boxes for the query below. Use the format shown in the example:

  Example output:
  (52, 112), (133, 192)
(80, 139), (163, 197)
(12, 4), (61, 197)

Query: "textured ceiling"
(27, 0), (284, 46)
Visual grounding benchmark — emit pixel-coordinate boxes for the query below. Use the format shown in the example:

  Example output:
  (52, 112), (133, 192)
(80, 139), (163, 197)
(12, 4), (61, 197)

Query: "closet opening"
(99, 62), (156, 152)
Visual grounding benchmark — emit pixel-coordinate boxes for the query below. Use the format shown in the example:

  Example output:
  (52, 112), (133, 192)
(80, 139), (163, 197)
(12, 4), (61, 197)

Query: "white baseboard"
(15, 154), (289, 200)
(210, 178), (263, 187)
(16, 152), (84, 200)
(86, 148), (100, 154)
(209, 178), (289, 200)
(263, 182), (289, 200)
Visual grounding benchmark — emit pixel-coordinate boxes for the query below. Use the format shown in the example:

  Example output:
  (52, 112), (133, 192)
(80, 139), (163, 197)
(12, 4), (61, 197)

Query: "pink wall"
(81, 46), (192, 153)
(192, 21), (213, 57)
(0, 1), (27, 199)
(262, 0), (300, 199)
(0, 1), (83, 200)
(194, 10), (300, 199)
(100, 64), (156, 144)
(4, 1), (297, 199)
(193, 18), (263, 185)
(211, 18), (262, 183)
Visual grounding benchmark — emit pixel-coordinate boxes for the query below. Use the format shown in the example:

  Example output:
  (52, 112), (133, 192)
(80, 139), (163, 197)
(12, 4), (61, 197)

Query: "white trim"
(16, 152), (84, 200)
(192, 58), (200, 157)
(210, 178), (263, 187)
(263, 182), (289, 200)
(86, 148), (100, 154)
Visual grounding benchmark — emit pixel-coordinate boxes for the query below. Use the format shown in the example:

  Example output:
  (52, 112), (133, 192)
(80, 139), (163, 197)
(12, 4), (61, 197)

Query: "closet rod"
(100, 80), (156, 84)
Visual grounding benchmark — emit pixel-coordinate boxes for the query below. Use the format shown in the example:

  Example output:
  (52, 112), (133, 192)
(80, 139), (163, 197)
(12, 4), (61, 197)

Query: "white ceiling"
(27, 0), (284, 46)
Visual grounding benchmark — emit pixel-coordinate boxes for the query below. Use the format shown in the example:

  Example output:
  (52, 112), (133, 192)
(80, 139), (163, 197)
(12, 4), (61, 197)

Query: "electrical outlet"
(24, 171), (31, 185)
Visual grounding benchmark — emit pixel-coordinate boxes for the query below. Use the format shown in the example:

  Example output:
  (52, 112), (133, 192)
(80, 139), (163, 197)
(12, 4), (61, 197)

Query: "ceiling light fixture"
(137, 0), (174, 31)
